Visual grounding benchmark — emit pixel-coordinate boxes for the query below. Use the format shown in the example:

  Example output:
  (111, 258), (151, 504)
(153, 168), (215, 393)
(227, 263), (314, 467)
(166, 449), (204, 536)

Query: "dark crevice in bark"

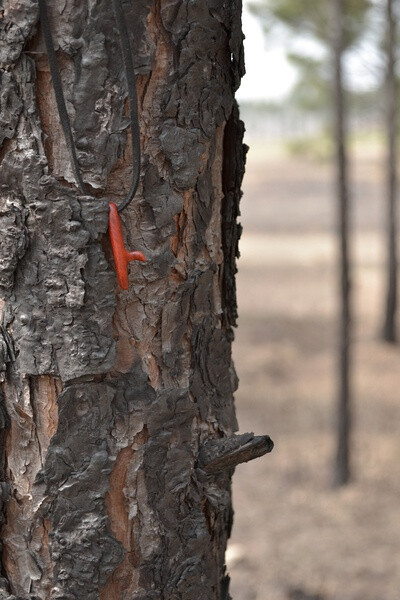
(221, 101), (247, 331)
(0, 387), (12, 597)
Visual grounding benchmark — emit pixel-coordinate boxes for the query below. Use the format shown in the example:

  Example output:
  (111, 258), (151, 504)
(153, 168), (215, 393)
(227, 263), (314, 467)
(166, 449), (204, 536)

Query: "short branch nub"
(199, 432), (274, 474)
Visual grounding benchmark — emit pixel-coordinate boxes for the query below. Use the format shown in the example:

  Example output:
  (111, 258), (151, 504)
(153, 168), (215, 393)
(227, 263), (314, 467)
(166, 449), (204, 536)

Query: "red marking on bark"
(108, 202), (145, 290)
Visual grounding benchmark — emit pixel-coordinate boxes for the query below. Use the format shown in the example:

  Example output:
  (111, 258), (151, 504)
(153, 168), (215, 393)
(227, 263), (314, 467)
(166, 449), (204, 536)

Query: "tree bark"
(382, 0), (398, 343)
(0, 1), (272, 598)
(332, 0), (352, 487)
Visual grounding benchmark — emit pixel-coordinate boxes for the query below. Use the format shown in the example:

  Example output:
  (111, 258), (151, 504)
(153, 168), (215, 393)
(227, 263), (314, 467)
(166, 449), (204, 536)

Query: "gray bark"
(0, 1), (272, 598)
(332, 0), (351, 487)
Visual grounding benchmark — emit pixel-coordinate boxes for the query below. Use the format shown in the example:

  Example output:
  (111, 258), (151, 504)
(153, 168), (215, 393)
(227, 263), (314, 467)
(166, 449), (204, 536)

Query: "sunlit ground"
(229, 134), (400, 600)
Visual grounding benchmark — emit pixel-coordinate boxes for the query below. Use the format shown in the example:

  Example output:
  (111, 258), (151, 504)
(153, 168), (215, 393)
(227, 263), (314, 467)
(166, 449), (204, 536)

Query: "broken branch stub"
(199, 432), (274, 475)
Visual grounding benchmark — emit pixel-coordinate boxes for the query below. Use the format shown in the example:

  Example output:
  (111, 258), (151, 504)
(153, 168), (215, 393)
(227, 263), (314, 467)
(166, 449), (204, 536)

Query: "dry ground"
(228, 141), (400, 600)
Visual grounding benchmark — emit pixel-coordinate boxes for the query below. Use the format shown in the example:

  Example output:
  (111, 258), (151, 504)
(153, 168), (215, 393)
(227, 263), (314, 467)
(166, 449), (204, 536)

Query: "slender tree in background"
(0, 1), (273, 597)
(332, 0), (351, 486)
(382, 0), (398, 343)
(286, 53), (331, 114)
(250, 0), (372, 485)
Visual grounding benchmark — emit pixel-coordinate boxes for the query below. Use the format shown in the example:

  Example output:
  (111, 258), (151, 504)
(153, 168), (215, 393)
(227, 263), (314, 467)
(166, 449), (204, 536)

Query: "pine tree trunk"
(0, 1), (272, 598)
(382, 0), (398, 343)
(332, 0), (351, 487)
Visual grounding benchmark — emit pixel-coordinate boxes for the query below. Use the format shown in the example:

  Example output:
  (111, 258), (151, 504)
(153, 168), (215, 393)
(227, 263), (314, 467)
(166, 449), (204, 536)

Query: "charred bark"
(0, 1), (270, 598)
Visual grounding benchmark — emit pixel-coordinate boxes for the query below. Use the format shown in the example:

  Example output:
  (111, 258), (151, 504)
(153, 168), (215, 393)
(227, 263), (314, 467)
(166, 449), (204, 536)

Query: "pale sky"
(236, 1), (296, 102)
(236, 0), (379, 102)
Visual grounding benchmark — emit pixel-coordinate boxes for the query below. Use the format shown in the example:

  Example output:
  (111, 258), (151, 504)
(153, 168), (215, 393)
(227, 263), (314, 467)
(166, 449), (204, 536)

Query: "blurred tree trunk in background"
(250, 0), (372, 488)
(0, 1), (272, 598)
(382, 0), (398, 343)
(332, 0), (352, 487)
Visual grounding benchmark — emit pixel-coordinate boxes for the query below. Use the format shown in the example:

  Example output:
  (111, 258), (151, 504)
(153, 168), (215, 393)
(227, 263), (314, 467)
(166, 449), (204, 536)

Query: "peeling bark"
(0, 1), (269, 597)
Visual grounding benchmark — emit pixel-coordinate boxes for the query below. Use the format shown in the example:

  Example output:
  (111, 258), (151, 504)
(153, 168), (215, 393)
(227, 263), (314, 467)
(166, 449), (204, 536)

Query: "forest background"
(229, 0), (400, 598)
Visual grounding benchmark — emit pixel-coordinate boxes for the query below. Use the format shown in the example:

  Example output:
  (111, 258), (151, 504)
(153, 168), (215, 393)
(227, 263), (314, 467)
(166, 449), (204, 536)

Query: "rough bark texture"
(0, 1), (259, 598)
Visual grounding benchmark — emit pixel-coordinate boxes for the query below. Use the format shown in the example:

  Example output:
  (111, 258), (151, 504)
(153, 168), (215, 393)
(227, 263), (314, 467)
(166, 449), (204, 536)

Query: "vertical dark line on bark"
(332, 0), (351, 487)
(221, 101), (247, 331)
(0, 387), (11, 595)
(382, 0), (398, 343)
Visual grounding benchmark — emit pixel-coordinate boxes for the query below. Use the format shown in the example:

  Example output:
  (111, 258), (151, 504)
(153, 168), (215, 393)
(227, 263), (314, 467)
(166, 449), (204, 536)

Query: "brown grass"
(229, 145), (400, 600)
